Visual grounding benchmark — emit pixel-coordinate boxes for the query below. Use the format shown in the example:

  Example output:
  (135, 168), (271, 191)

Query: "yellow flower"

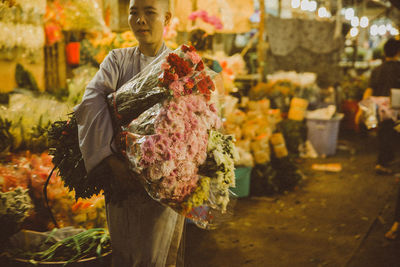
(113, 38), (121, 48)
(121, 41), (136, 48)
(95, 50), (107, 64)
(121, 31), (135, 41)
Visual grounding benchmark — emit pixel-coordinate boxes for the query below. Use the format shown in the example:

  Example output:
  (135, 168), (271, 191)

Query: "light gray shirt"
(74, 44), (169, 172)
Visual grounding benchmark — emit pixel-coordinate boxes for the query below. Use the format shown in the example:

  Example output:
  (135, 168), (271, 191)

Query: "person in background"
(361, 38), (400, 240)
(74, 0), (185, 266)
(356, 38), (400, 175)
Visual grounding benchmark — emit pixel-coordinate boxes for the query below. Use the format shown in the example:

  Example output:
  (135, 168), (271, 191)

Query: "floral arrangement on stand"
(339, 74), (368, 101)
(82, 17), (181, 66)
(0, 0), (46, 62)
(339, 74), (369, 131)
(44, 0), (65, 46)
(66, 65), (98, 105)
(188, 10), (224, 30)
(223, 94), (303, 196)
(0, 152), (107, 231)
(223, 95), (280, 167)
(214, 52), (247, 93)
(0, 58), (99, 154)
(44, 0), (106, 38)
(0, 92), (71, 153)
(249, 71), (320, 112)
(49, 44), (238, 229)
(84, 31), (139, 64)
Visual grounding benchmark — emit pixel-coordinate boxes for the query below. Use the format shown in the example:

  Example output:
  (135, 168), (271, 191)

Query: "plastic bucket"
(391, 88), (400, 109)
(230, 167), (252, 198)
(66, 42), (80, 65)
(306, 114), (343, 156)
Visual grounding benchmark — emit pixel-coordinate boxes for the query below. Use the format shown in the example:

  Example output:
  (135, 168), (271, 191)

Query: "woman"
(74, 0), (184, 266)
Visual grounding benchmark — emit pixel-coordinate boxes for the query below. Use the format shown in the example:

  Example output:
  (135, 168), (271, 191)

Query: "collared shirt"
(74, 44), (170, 172)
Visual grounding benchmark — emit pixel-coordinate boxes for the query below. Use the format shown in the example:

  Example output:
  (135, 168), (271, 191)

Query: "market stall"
(0, 0), (399, 265)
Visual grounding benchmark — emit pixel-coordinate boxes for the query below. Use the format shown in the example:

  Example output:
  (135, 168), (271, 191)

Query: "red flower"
(167, 53), (192, 78)
(197, 77), (212, 100)
(182, 44), (196, 53)
(160, 70), (177, 87)
(185, 78), (195, 89)
(195, 61), (204, 71)
(184, 87), (193, 95)
(204, 76), (215, 91)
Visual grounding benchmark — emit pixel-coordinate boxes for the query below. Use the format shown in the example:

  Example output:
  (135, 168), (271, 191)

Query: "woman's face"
(128, 0), (171, 47)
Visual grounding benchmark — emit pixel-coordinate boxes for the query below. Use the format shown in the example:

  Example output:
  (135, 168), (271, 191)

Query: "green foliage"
(277, 119), (307, 156)
(250, 156), (302, 196)
(47, 115), (123, 203)
(15, 64), (39, 92)
(8, 228), (110, 264)
(0, 188), (33, 243)
(0, 116), (13, 156)
(340, 75), (369, 101)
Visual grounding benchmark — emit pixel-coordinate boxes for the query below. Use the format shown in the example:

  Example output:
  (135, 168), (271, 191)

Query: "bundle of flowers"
(223, 97), (282, 166)
(0, 152), (106, 230)
(214, 52), (247, 93)
(0, 187), (33, 242)
(1, 92), (70, 152)
(87, 31), (139, 64)
(249, 72), (320, 112)
(49, 44), (237, 228)
(120, 45), (237, 226)
(340, 74), (369, 101)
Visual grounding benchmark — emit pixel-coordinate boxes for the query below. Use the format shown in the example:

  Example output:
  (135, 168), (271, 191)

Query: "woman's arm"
(74, 51), (120, 173)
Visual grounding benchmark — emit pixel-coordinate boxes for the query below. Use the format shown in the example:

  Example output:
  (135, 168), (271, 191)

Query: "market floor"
(184, 131), (400, 267)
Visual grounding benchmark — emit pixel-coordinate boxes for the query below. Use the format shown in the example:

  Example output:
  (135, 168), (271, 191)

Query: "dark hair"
(383, 38), (400, 58)
(189, 29), (211, 51)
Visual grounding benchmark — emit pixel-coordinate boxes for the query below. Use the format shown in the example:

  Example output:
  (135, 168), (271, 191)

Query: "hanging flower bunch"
(44, 0), (65, 46)
(188, 10), (224, 30)
(88, 31), (138, 64)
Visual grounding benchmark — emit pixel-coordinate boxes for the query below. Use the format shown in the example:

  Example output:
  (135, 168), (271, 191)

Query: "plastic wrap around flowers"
(113, 45), (238, 228)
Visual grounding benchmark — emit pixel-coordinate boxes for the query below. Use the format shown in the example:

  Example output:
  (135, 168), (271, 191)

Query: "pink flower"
(209, 103), (217, 113)
(198, 10), (208, 20)
(161, 160), (176, 176)
(161, 61), (171, 70)
(169, 81), (184, 97)
(148, 164), (164, 181)
(135, 92), (222, 201)
(185, 51), (202, 65)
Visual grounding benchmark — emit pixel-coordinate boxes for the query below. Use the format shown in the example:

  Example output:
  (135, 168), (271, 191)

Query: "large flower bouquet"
(49, 45), (237, 228)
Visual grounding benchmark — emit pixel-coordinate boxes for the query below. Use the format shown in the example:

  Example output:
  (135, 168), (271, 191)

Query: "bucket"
(341, 100), (359, 131)
(306, 114), (343, 156)
(66, 42), (80, 65)
(230, 167), (252, 198)
(391, 88), (400, 109)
